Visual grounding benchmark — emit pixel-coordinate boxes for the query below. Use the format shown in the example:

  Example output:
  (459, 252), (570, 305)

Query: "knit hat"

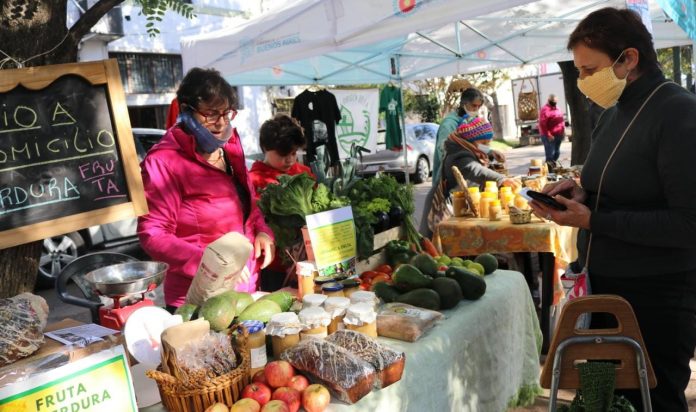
(456, 115), (494, 142)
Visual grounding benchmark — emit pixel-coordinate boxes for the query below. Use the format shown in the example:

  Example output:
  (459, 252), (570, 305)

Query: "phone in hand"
(524, 190), (567, 211)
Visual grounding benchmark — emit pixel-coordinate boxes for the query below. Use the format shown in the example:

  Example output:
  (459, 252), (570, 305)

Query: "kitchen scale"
(84, 261), (168, 330)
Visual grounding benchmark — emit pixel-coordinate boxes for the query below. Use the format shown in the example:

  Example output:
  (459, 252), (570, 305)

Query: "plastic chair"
(55, 252), (139, 324)
(540, 294), (656, 412)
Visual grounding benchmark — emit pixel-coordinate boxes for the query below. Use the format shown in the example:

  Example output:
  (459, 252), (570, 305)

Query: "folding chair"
(540, 295), (656, 411)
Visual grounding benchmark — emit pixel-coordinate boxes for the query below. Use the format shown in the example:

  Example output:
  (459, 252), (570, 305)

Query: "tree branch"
(67, 0), (125, 46)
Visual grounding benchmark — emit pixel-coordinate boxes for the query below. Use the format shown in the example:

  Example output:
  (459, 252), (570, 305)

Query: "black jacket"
(578, 70), (696, 277)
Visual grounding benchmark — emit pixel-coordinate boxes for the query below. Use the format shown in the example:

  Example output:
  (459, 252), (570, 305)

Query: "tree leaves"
(136, 0), (195, 37)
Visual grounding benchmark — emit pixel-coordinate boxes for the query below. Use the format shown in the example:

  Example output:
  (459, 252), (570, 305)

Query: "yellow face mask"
(577, 51), (629, 109)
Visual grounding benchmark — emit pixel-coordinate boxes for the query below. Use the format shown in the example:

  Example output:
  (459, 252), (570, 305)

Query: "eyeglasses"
(188, 106), (238, 124)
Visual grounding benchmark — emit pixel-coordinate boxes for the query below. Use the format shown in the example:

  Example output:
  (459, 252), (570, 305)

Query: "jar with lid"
(313, 275), (335, 293)
(298, 307), (331, 340)
(321, 281), (345, 298)
(302, 293), (327, 308)
(238, 320), (267, 375)
(489, 199), (502, 221)
(324, 296), (350, 334)
(468, 187), (481, 213)
(451, 191), (468, 217)
(343, 303), (378, 338)
(484, 181), (498, 193)
(295, 261), (318, 299)
(479, 192), (496, 219)
(266, 312), (303, 358)
(349, 290), (379, 311)
(340, 278), (361, 298)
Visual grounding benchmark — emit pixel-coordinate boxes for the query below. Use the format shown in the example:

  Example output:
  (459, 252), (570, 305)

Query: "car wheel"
(412, 156), (430, 184)
(36, 232), (85, 289)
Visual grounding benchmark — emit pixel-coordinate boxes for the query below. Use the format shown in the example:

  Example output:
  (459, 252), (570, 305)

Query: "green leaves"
(135, 0), (195, 37)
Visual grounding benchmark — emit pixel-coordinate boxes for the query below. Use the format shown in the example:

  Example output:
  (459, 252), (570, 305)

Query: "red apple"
(260, 400), (289, 412)
(302, 384), (331, 412)
(230, 398), (260, 412)
(252, 369), (269, 385)
(271, 387), (300, 412)
(241, 382), (272, 406)
(286, 375), (309, 392)
(264, 360), (295, 388)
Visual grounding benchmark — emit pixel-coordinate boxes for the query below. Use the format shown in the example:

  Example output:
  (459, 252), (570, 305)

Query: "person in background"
(530, 8), (696, 410)
(537, 94), (565, 163)
(250, 114), (315, 291)
(249, 114), (315, 193)
(165, 97), (179, 129)
(138, 68), (275, 311)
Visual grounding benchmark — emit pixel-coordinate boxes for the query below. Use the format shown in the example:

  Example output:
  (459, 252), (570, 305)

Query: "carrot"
(421, 237), (440, 258)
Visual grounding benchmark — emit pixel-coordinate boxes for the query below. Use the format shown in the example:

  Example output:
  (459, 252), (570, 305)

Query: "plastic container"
(238, 320), (267, 375)
(302, 293), (327, 308)
(479, 192), (496, 219)
(489, 199), (502, 221)
(266, 312), (303, 358)
(340, 279), (361, 298)
(343, 303), (378, 338)
(484, 181), (498, 193)
(321, 282), (345, 298)
(299, 307), (331, 340)
(324, 296), (350, 334)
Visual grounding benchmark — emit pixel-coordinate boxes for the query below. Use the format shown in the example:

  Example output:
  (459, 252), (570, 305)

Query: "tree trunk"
(490, 91), (504, 141)
(559, 60), (593, 165)
(0, 242), (42, 298)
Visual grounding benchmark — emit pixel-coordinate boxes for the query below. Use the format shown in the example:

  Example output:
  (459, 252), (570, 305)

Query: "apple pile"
(234, 360), (331, 412)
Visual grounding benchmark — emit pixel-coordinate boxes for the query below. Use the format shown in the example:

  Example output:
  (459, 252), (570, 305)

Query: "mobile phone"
(525, 190), (567, 211)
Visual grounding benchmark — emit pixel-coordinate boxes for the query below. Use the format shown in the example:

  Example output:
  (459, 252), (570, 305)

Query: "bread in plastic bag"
(326, 329), (405, 388)
(376, 302), (443, 342)
(280, 338), (374, 404)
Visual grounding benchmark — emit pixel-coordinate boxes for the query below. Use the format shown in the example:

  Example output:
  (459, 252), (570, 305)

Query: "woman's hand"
(542, 178), (587, 203)
(500, 178), (521, 192)
(529, 195), (591, 230)
(491, 149), (506, 163)
(254, 232), (275, 269)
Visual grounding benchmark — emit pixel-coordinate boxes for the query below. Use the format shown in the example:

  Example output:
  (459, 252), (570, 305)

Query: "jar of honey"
(479, 191), (496, 219)
(349, 291), (379, 311)
(489, 199), (502, 221)
(339, 279), (361, 299)
(343, 303), (378, 338)
(313, 275), (335, 293)
(238, 320), (267, 375)
(302, 293), (327, 308)
(484, 181), (498, 193)
(299, 307), (331, 340)
(266, 312), (303, 358)
(295, 261), (317, 300)
(324, 296), (350, 334)
(321, 282), (345, 298)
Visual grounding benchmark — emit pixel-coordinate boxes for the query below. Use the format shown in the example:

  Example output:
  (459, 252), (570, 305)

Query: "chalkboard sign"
(0, 60), (147, 249)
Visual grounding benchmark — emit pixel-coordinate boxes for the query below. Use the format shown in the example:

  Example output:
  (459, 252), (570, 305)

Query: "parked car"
(36, 128), (165, 289)
(356, 123), (438, 183)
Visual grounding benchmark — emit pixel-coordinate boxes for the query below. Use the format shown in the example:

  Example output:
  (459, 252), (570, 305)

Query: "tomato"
(360, 271), (381, 282)
(374, 264), (393, 275)
(370, 273), (391, 286)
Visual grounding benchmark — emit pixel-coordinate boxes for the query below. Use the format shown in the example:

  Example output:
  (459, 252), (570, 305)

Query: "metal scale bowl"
(85, 261), (168, 330)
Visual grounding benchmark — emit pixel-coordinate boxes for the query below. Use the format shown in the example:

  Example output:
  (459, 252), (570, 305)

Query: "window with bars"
(110, 53), (183, 94)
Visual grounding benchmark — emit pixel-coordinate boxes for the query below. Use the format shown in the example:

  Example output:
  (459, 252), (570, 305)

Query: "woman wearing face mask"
(537, 94), (565, 163)
(138, 68), (275, 311)
(529, 8), (696, 410)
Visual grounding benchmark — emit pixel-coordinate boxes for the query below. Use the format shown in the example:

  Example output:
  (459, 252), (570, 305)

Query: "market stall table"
(140, 270), (541, 412)
(435, 216), (577, 353)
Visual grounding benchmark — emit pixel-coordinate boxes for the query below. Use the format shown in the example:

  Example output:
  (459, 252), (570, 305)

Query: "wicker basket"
(509, 209), (532, 224)
(146, 328), (251, 412)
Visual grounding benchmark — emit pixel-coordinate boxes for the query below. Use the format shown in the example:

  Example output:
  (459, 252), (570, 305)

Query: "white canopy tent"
(181, 0), (691, 86)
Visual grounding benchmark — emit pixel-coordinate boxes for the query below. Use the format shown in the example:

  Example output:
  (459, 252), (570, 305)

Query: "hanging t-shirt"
(379, 85), (403, 150)
(291, 89), (342, 166)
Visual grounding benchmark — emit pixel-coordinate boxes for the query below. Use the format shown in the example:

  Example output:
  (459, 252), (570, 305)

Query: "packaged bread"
(280, 339), (375, 404)
(376, 303), (443, 342)
(326, 329), (405, 388)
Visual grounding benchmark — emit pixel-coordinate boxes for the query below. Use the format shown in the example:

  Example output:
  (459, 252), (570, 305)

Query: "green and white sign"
(333, 89), (379, 159)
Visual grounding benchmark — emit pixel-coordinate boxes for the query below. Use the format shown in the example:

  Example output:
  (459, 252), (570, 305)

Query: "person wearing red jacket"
(537, 94), (566, 162)
(249, 114), (315, 291)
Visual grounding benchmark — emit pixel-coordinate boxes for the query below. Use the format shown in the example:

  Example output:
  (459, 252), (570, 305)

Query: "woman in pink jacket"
(537, 94), (566, 163)
(138, 68), (275, 311)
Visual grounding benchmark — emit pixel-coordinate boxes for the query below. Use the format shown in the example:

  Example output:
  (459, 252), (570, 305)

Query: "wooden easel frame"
(0, 59), (147, 249)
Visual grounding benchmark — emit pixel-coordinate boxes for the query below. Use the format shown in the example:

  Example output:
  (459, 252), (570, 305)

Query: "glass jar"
(452, 194), (468, 217)
(340, 279), (361, 299)
(266, 312), (303, 358)
(321, 282), (345, 298)
(302, 293), (327, 308)
(489, 199), (502, 221)
(313, 275), (335, 293)
(349, 291), (379, 311)
(238, 320), (267, 375)
(296, 261), (318, 300)
(343, 303), (378, 338)
(528, 166), (541, 176)
(324, 296), (350, 334)
(299, 307), (331, 340)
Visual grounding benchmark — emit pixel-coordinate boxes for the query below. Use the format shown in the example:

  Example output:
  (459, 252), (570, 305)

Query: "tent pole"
(395, 54), (409, 185)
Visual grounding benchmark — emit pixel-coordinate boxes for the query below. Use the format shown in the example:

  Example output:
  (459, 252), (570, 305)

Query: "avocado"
(198, 295), (236, 331)
(217, 290), (254, 314)
(432, 270), (447, 279)
(392, 264), (433, 291)
(237, 299), (282, 323)
(475, 253), (499, 275)
(372, 282), (401, 303)
(395, 288), (441, 310)
(259, 291), (294, 312)
(430, 277), (463, 309)
(174, 303), (199, 321)
(446, 266), (487, 300)
(410, 253), (439, 277)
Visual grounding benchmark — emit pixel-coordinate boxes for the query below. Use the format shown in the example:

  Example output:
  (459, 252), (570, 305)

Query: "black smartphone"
(526, 190), (567, 210)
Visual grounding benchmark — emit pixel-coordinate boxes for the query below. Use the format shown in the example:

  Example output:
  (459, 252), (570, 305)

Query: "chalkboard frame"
(0, 59), (148, 249)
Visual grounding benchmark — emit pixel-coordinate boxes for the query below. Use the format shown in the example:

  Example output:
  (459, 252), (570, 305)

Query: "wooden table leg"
(539, 252), (555, 354)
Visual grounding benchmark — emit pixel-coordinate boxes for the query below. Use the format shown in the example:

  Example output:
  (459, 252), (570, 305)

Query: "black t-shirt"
(291, 89), (342, 166)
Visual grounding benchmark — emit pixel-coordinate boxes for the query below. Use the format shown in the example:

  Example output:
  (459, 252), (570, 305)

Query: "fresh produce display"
(198, 294), (237, 331)
(430, 277), (463, 309)
(446, 266), (487, 300)
(392, 264), (433, 291)
(174, 302), (199, 321)
(238, 300), (283, 323)
(230, 398), (261, 412)
(475, 253), (499, 275)
(395, 288), (441, 310)
(259, 291), (295, 312)
(218, 290), (255, 314)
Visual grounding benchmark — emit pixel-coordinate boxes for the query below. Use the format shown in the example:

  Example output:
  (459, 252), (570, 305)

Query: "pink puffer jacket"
(137, 126), (272, 307)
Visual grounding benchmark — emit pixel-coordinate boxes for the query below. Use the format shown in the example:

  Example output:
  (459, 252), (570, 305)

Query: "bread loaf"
(326, 330), (405, 388)
(0, 293), (48, 367)
(280, 339), (374, 404)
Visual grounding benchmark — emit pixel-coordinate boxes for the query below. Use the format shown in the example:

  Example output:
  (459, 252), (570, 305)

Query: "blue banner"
(656, 0), (696, 41)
